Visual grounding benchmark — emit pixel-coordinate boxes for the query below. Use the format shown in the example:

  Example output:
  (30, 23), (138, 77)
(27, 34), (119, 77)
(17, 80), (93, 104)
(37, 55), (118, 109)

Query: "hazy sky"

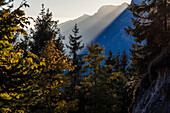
(14, 0), (131, 24)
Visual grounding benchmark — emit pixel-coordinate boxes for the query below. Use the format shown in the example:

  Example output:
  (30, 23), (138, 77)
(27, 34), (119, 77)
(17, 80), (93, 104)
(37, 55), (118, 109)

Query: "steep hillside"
(89, 6), (133, 55)
(59, 3), (128, 54)
(86, 0), (143, 54)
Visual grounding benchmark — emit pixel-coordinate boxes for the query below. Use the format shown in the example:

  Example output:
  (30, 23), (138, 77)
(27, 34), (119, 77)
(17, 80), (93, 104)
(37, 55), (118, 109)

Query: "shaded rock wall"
(133, 44), (170, 113)
(133, 69), (170, 113)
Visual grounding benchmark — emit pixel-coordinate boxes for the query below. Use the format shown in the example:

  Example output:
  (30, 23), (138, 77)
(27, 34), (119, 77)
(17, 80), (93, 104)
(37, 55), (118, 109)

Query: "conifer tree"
(66, 23), (84, 91)
(81, 42), (108, 112)
(79, 42), (128, 113)
(30, 4), (64, 55)
(37, 37), (78, 113)
(105, 50), (116, 73)
(54, 33), (65, 55)
(125, 1), (170, 111)
(66, 23), (84, 58)
(0, 1), (45, 112)
(114, 50), (121, 72)
(120, 50), (129, 75)
(125, 0), (170, 77)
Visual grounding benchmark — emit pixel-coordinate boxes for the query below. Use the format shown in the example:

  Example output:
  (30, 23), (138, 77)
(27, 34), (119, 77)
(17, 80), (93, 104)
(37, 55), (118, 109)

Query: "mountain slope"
(59, 3), (129, 53)
(81, 0), (143, 55)
(87, 7), (134, 55)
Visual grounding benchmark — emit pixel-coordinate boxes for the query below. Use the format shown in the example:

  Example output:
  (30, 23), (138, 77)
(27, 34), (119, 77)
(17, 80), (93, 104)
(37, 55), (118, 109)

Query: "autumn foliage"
(0, 0), (132, 113)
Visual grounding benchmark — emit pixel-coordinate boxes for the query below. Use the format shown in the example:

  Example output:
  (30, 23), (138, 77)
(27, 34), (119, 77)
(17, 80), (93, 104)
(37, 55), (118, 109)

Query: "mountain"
(90, 0), (143, 55)
(59, 3), (129, 54)
(89, 6), (133, 55)
(81, 0), (144, 55)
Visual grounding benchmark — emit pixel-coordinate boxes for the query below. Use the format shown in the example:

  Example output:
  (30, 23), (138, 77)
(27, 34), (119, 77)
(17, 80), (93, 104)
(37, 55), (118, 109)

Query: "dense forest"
(0, 0), (169, 113)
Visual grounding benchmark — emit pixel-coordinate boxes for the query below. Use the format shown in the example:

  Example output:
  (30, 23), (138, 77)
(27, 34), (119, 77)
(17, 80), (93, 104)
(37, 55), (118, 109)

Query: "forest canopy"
(0, 0), (169, 113)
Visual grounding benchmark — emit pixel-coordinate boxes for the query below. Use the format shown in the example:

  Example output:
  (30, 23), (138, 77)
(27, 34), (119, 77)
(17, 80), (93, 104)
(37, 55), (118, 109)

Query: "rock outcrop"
(132, 45), (170, 113)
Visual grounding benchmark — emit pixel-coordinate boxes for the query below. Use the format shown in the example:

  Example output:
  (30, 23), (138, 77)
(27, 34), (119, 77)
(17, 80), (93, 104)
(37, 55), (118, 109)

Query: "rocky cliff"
(132, 45), (170, 113)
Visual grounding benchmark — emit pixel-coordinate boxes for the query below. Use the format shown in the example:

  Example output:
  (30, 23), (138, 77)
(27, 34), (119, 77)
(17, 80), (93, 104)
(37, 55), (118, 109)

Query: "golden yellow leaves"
(3, 12), (9, 18)
(0, 92), (25, 113)
(17, 110), (25, 113)
(0, 92), (24, 101)
(0, 40), (45, 76)
(38, 38), (78, 111)
(40, 39), (74, 72)
(1, 108), (25, 113)
(4, 35), (8, 40)
(0, 48), (22, 70)
(1, 108), (12, 113)
(0, 93), (12, 100)
(0, 40), (12, 49)
(54, 99), (79, 113)
(0, 2), (45, 112)
(23, 71), (27, 75)
(40, 61), (46, 66)
(0, 5), (30, 41)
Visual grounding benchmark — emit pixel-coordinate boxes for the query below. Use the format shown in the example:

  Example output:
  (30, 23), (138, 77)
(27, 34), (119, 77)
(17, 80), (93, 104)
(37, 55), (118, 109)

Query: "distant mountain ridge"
(79, 0), (142, 55)
(89, 8), (133, 55)
(17, 0), (142, 55)
(60, 0), (143, 55)
(59, 3), (129, 54)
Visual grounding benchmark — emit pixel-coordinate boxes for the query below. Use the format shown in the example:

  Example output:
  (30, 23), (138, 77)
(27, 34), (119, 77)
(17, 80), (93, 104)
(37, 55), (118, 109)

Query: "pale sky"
(14, 0), (131, 24)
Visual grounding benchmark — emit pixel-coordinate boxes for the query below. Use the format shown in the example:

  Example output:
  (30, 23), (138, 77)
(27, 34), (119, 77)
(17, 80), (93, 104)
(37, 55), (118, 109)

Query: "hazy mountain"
(89, 7), (133, 55)
(88, 0), (143, 55)
(59, 3), (129, 53)
(18, 0), (142, 55)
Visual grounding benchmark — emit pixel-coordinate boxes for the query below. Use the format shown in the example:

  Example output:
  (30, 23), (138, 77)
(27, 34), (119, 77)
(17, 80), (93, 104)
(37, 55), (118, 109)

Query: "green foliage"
(76, 42), (128, 113)
(120, 50), (128, 75)
(54, 34), (65, 55)
(125, 0), (170, 112)
(105, 50), (116, 69)
(0, 1), (133, 113)
(66, 23), (85, 93)
(125, 0), (170, 77)
(106, 50), (128, 74)
(30, 4), (64, 55)
(114, 50), (121, 72)
(66, 23), (84, 58)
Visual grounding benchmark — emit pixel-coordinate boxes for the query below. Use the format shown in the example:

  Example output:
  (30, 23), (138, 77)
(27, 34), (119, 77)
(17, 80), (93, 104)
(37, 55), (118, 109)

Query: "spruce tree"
(66, 23), (84, 91)
(120, 50), (129, 75)
(30, 4), (63, 55)
(114, 49), (121, 72)
(125, 0), (170, 77)
(105, 50), (116, 73)
(37, 37), (78, 113)
(125, 1), (170, 111)
(66, 23), (84, 61)
(54, 33), (65, 55)
(79, 42), (128, 113)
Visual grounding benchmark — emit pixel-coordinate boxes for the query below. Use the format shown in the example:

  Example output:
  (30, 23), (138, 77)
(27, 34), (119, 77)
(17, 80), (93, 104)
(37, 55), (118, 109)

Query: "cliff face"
(133, 69), (170, 113)
(133, 45), (170, 113)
